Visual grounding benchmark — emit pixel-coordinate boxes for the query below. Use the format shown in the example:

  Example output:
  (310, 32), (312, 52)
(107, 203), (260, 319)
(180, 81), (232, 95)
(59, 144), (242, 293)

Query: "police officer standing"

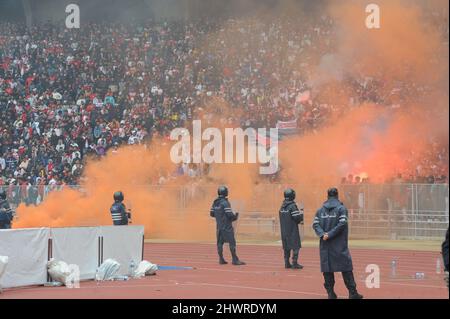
(110, 191), (131, 226)
(442, 227), (449, 290)
(0, 189), (14, 229)
(279, 188), (304, 269)
(210, 186), (245, 265)
(312, 187), (363, 299)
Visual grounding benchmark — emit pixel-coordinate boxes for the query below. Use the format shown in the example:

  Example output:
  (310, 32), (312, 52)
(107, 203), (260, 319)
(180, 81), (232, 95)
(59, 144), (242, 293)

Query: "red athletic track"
(1, 243), (448, 299)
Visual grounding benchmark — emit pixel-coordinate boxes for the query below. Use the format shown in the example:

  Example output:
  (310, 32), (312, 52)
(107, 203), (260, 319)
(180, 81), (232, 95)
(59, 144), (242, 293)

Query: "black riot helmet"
(0, 188), (6, 200)
(284, 188), (296, 201)
(217, 186), (228, 197)
(113, 191), (124, 202)
(327, 187), (339, 199)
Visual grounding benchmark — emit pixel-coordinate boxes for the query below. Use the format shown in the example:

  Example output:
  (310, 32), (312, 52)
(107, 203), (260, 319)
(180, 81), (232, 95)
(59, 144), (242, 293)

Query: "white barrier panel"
(51, 227), (100, 280)
(0, 226), (144, 288)
(101, 225), (144, 276)
(0, 228), (50, 288)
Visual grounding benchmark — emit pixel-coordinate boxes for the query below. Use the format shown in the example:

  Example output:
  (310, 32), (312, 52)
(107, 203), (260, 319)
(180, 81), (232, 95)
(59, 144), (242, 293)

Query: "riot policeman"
(312, 187), (363, 299)
(0, 189), (14, 229)
(442, 227), (449, 290)
(210, 186), (245, 265)
(279, 188), (304, 269)
(110, 191), (131, 226)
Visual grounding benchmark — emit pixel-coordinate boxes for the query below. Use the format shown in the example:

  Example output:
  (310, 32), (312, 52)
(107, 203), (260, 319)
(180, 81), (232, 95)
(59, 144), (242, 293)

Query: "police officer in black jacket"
(313, 187), (363, 299)
(442, 227), (449, 290)
(0, 189), (14, 229)
(279, 188), (304, 269)
(210, 186), (245, 265)
(110, 191), (130, 226)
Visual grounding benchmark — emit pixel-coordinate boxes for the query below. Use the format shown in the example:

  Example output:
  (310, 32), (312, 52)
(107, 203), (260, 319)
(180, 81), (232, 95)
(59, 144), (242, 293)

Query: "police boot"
(324, 282), (337, 299)
(323, 273), (337, 299)
(285, 259), (292, 269)
(325, 287), (337, 299)
(291, 250), (303, 269)
(284, 250), (292, 268)
(231, 246), (246, 266)
(349, 291), (364, 299)
(343, 271), (364, 299)
(231, 255), (246, 266)
(218, 244), (227, 264)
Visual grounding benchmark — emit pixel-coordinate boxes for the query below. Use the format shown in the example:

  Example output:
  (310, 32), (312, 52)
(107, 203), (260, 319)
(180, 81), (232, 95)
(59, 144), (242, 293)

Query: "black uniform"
(0, 199), (14, 230)
(210, 195), (244, 265)
(279, 199), (303, 268)
(110, 202), (129, 226)
(313, 189), (363, 299)
(442, 228), (449, 289)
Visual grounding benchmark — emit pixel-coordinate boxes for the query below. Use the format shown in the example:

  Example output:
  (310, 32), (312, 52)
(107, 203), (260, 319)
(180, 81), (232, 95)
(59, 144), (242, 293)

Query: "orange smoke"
(279, 0), (448, 213)
(15, 132), (261, 240)
(279, 102), (448, 185)
(14, 143), (180, 236)
(327, 0), (447, 87)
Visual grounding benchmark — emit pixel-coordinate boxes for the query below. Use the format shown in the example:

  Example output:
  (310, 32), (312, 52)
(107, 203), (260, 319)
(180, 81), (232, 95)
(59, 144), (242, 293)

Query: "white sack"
(96, 259), (121, 281)
(47, 259), (76, 286)
(134, 260), (157, 278)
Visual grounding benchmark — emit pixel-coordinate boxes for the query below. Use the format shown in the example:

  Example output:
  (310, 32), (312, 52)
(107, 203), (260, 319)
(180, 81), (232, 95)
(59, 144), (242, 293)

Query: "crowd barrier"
(0, 225), (144, 288)
(50, 227), (101, 281)
(0, 228), (50, 288)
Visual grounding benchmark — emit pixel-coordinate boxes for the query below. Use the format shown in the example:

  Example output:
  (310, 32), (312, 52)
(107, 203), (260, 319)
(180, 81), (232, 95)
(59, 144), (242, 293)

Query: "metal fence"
(0, 184), (81, 207)
(2, 183), (448, 240)
(170, 183), (449, 240)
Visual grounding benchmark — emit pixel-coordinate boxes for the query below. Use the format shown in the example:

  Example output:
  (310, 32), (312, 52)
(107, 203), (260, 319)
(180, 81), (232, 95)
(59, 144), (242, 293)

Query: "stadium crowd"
(0, 13), (448, 205)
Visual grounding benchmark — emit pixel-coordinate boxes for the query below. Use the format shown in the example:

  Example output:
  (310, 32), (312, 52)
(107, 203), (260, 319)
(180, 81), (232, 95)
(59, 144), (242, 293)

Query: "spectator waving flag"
(276, 119), (298, 135)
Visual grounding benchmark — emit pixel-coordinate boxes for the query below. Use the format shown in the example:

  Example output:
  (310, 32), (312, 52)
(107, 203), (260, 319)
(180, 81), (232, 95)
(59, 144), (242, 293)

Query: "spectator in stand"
(0, 13), (447, 204)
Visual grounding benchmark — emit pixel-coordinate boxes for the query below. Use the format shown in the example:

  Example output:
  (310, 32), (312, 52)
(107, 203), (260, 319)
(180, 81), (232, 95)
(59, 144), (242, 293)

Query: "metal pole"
(414, 184), (418, 239)
(366, 184), (369, 237)
(411, 183), (415, 238)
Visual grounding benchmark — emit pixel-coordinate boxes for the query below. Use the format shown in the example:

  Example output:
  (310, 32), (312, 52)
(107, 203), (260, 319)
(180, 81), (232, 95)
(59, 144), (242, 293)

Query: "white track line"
(196, 267), (315, 278)
(195, 282), (327, 297)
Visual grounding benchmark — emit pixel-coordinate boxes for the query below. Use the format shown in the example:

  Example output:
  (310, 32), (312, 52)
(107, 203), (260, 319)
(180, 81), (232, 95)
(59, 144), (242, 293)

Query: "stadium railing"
(2, 183), (448, 240)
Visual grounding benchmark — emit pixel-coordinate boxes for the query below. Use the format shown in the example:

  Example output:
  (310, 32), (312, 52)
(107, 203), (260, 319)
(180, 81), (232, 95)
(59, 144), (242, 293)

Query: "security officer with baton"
(279, 188), (304, 269)
(110, 191), (131, 225)
(0, 189), (14, 229)
(210, 186), (245, 265)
